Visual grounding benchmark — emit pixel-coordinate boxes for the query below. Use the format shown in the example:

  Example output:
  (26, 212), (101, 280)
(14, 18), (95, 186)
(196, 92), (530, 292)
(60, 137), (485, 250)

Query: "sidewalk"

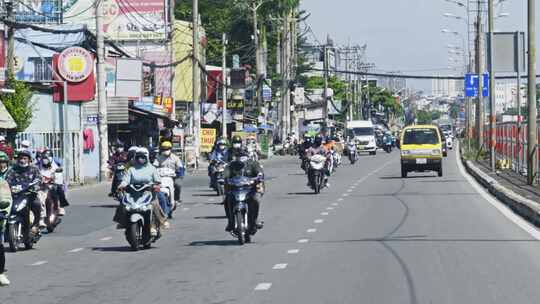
(461, 147), (540, 227)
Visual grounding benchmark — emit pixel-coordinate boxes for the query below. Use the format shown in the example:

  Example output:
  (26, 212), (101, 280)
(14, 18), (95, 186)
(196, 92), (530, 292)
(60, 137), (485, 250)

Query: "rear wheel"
(438, 165), (443, 177)
(370, 151), (376, 156)
(401, 165), (408, 178)
(236, 211), (245, 245)
(7, 223), (19, 252)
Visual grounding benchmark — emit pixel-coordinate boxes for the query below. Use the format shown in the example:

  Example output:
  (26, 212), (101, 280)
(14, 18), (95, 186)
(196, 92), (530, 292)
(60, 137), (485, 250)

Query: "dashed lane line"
(100, 237), (112, 241)
(321, 212), (329, 216)
(29, 261), (48, 266)
(298, 239), (310, 243)
(68, 248), (84, 253)
(254, 283), (272, 291)
(314, 219), (324, 224)
(273, 263), (288, 270)
(307, 228), (317, 233)
(288, 249), (300, 254)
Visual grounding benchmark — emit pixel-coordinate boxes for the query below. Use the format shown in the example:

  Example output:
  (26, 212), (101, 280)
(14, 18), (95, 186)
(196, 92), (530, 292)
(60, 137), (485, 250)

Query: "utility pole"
(96, 0), (109, 181)
(192, 0), (201, 160)
(222, 33), (228, 139)
(251, 1), (263, 110)
(475, 1), (485, 148)
(5, 0), (14, 76)
(488, 0), (496, 171)
(323, 45), (329, 126)
(527, 0), (537, 185)
(515, 31), (522, 173)
(280, 14), (289, 141)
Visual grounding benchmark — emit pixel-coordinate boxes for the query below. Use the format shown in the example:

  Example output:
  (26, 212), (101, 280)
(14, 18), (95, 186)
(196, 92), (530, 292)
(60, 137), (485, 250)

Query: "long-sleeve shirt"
(119, 164), (161, 189)
(5, 165), (42, 188)
(154, 154), (183, 177)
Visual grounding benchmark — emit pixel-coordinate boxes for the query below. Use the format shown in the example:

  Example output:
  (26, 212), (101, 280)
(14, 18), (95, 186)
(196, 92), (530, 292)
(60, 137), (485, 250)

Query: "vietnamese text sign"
(200, 128), (217, 153)
(464, 73), (489, 97)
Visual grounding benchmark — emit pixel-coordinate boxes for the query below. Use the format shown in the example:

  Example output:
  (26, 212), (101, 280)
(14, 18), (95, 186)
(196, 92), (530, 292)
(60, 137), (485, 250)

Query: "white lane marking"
(287, 249), (300, 254)
(68, 248), (84, 253)
(254, 283), (272, 291)
(321, 212), (329, 216)
(347, 189), (353, 192)
(314, 219), (324, 224)
(307, 228), (317, 233)
(343, 193), (350, 197)
(273, 263), (288, 270)
(326, 207), (334, 210)
(208, 198), (216, 202)
(182, 207), (190, 211)
(30, 261), (48, 266)
(456, 146), (540, 240)
(332, 203), (339, 206)
(100, 237), (112, 241)
(298, 238), (309, 243)
(337, 198), (344, 202)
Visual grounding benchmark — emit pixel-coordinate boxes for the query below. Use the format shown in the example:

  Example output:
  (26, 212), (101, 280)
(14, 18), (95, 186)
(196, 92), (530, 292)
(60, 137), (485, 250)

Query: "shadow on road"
(194, 216), (227, 220)
(89, 204), (118, 208)
(192, 193), (219, 197)
(189, 240), (240, 246)
(91, 246), (135, 252)
(379, 175), (435, 180)
(287, 192), (317, 196)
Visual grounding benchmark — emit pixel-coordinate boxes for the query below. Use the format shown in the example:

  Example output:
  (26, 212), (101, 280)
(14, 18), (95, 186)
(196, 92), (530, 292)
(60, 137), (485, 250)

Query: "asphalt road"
(3, 148), (540, 304)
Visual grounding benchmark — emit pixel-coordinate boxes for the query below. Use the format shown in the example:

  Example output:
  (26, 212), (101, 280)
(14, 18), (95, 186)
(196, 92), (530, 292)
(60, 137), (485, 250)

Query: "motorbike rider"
(109, 144), (128, 197)
(306, 134), (331, 188)
(37, 149), (69, 216)
(223, 149), (264, 235)
(246, 135), (260, 157)
(0, 136), (13, 160)
(230, 135), (245, 157)
(5, 149), (43, 231)
(0, 151), (10, 179)
(115, 148), (166, 235)
(154, 141), (184, 217)
(0, 174), (11, 286)
(209, 138), (230, 188)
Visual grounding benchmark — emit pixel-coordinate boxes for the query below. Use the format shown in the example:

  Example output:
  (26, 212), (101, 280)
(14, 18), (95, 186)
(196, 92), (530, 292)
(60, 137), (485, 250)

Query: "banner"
(200, 128), (217, 153)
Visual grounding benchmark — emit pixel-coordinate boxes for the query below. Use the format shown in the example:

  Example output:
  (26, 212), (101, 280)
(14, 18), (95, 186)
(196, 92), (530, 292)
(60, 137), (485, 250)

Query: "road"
(3, 148), (540, 304)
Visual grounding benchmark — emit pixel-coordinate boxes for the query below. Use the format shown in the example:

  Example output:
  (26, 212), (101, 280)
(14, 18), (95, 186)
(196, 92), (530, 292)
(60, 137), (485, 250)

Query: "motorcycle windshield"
(229, 176), (253, 187)
(123, 187), (153, 210)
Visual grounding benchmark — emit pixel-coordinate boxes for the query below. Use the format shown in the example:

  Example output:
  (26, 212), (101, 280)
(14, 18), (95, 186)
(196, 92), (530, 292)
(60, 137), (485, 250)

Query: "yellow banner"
(200, 128), (217, 153)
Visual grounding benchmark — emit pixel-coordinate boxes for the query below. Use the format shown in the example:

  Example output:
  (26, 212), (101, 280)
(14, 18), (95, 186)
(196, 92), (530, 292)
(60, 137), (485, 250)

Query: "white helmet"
(21, 140), (31, 148)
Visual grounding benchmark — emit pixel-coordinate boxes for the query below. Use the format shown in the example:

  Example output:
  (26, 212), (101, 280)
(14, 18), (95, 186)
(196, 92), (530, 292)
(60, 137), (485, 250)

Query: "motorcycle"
(384, 141), (393, 153)
(247, 144), (259, 162)
(157, 167), (176, 217)
(42, 173), (63, 233)
(308, 154), (327, 194)
(300, 151), (310, 174)
(210, 160), (227, 196)
(120, 183), (160, 251)
(6, 180), (41, 252)
(347, 141), (358, 164)
(227, 175), (262, 245)
(331, 148), (341, 171)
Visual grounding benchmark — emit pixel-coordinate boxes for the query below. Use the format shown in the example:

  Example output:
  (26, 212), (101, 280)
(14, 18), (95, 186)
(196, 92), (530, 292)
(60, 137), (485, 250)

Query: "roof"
(404, 124), (437, 130)
(0, 100), (16, 129)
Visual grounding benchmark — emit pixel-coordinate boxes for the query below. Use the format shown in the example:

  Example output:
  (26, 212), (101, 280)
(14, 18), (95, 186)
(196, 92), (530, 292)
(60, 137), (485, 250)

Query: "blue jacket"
(210, 149), (229, 163)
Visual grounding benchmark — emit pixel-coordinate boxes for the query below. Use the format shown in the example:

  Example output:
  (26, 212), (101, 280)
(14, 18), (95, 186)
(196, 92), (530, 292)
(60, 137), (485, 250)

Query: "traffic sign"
(464, 73), (489, 97)
(262, 85), (272, 102)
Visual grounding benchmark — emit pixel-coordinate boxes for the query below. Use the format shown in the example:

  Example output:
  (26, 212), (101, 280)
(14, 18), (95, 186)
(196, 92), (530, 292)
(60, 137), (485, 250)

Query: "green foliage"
(449, 103), (460, 120)
(416, 110), (440, 124)
(305, 76), (347, 101)
(2, 76), (34, 132)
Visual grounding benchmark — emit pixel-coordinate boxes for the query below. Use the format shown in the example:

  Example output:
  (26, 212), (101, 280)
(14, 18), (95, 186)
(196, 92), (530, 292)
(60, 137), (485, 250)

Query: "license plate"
(357, 145), (365, 150)
(416, 158), (427, 164)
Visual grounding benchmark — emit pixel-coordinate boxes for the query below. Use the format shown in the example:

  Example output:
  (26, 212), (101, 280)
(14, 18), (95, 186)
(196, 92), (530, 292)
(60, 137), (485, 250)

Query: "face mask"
(117, 148), (124, 153)
(218, 145), (225, 150)
(233, 143), (241, 149)
(136, 157), (147, 165)
(42, 158), (50, 165)
(162, 150), (172, 156)
(0, 163), (7, 172)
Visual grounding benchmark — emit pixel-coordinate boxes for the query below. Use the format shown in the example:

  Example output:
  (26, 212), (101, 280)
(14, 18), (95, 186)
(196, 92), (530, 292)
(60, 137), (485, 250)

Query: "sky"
(301, 0), (540, 91)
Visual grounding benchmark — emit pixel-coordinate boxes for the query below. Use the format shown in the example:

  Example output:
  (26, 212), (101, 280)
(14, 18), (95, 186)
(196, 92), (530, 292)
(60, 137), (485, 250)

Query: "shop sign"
(200, 128), (216, 153)
(227, 99), (244, 110)
(58, 47), (93, 82)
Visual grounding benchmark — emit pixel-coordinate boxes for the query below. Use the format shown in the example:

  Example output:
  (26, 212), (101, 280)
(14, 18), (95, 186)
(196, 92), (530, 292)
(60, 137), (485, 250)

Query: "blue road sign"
(464, 73), (489, 97)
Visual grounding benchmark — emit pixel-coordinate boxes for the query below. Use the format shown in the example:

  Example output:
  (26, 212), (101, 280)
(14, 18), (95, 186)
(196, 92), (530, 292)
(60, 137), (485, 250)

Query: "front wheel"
(126, 222), (141, 251)
(217, 184), (224, 196)
(7, 223), (20, 252)
(235, 211), (245, 245)
(401, 165), (408, 178)
(438, 165), (443, 177)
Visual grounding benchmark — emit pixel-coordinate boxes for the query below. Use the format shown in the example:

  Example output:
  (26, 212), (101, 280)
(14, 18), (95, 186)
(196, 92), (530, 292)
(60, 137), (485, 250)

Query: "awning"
(0, 101), (16, 129)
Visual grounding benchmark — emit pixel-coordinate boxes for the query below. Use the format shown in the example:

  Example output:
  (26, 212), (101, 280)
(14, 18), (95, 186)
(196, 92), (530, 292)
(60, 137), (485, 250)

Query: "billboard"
(14, 0), (62, 24)
(64, 0), (166, 41)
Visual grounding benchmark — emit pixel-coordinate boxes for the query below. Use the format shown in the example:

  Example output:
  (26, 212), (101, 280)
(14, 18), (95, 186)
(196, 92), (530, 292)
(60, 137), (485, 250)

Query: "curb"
(460, 152), (540, 228)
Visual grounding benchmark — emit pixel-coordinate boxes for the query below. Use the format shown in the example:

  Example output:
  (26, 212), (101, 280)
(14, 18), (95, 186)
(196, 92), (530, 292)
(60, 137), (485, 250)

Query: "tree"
(2, 76), (34, 132)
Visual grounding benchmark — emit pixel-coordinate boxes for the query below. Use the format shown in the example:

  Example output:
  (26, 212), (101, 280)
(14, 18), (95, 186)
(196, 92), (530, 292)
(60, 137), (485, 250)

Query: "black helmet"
(314, 134), (323, 146)
(231, 135), (242, 144)
(17, 149), (32, 159)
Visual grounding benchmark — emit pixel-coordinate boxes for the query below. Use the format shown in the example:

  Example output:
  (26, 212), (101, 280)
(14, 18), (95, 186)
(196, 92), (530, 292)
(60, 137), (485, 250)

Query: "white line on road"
(337, 198), (344, 202)
(208, 198), (215, 202)
(332, 203), (339, 206)
(182, 207), (190, 211)
(287, 249), (300, 254)
(254, 283), (272, 291)
(100, 237), (112, 241)
(321, 212), (329, 216)
(298, 239), (310, 243)
(457, 146), (540, 240)
(347, 189), (353, 192)
(29, 261), (48, 266)
(307, 228), (317, 233)
(314, 219), (324, 224)
(68, 248), (84, 253)
(326, 207), (334, 210)
(343, 193), (349, 197)
(273, 263), (288, 270)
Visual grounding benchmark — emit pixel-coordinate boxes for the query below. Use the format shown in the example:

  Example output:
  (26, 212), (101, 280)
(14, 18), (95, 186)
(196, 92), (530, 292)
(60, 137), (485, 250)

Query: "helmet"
(0, 151), (8, 163)
(127, 146), (138, 161)
(216, 138), (227, 146)
(160, 141), (173, 150)
(314, 134), (323, 146)
(231, 135), (242, 144)
(17, 149), (32, 159)
(134, 147), (149, 165)
(0, 135), (5, 142)
(20, 140), (31, 148)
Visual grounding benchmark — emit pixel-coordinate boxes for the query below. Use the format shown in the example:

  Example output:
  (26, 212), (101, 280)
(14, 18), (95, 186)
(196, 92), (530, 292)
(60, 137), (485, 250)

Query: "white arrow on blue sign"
(464, 73), (489, 97)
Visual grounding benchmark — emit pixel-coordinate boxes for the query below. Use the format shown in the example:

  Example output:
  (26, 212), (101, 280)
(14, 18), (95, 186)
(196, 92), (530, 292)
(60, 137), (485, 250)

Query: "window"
(403, 128), (439, 145)
(29, 57), (53, 81)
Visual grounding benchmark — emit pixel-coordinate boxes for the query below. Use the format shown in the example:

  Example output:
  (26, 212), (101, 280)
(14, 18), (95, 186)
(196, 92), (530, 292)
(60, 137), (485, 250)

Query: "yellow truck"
(400, 125), (444, 178)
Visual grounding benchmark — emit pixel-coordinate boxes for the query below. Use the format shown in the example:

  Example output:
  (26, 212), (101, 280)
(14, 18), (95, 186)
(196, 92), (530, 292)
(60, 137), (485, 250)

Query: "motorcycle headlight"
(234, 191), (249, 202)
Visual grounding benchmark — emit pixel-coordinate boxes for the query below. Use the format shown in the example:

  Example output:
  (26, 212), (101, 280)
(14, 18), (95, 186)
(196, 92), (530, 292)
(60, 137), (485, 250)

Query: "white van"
(346, 120), (377, 155)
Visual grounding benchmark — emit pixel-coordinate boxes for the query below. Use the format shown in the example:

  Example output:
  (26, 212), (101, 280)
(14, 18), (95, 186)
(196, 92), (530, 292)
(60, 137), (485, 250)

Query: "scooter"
(42, 174), (62, 233)
(210, 160), (227, 196)
(6, 180), (41, 252)
(347, 141), (358, 164)
(157, 167), (176, 218)
(308, 154), (327, 194)
(227, 175), (263, 245)
(121, 183), (160, 251)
